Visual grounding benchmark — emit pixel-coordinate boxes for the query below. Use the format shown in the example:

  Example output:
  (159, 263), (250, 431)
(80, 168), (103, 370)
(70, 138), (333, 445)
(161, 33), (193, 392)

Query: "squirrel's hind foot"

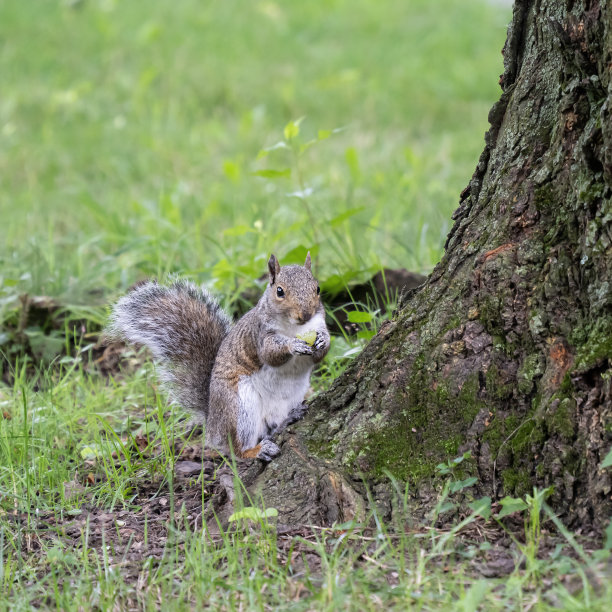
(240, 439), (281, 462)
(257, 439), (281, 462)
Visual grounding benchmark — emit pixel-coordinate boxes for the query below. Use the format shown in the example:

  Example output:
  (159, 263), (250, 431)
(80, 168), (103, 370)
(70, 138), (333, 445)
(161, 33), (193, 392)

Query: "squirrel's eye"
(316, 285), (320, 295)
(276, 286), (285, 297)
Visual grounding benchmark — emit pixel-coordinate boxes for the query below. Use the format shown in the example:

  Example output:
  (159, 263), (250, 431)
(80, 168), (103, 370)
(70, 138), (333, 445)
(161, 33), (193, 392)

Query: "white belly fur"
(236, 313), (323, 449)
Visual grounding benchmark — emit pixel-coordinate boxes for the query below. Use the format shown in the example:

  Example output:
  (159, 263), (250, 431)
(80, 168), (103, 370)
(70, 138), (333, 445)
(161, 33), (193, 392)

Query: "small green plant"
(228, 506), (278, 523)
(432, 451), (480, 518)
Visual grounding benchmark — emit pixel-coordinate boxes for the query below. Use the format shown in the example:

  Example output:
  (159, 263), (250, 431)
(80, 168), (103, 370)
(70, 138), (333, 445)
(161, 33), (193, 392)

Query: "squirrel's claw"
(286, 400), (309, 424)
(263, 401), (309, 441)
(257, 439), (281, 462)
(314, 332), (329, 351)
(292, 339), (314, 356)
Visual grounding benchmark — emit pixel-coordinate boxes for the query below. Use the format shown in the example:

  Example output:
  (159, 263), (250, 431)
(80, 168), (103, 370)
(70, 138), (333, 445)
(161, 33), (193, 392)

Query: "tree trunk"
(244, 0), (612, 531)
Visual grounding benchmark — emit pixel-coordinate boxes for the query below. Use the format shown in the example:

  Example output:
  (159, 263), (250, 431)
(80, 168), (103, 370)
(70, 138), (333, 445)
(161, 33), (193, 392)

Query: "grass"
(1, 373), (611, 610)
(2, 0), (612, 609)
(1, 0), (508, 304)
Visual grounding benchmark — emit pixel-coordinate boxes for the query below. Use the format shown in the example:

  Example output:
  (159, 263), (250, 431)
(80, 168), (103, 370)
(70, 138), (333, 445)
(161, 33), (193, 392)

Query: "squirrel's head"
(266, 252), (320, 325)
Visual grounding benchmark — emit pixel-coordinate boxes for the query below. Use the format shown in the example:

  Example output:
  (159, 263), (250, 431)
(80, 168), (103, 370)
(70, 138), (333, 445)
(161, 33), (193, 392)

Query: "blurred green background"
(0, 0), (511, 306)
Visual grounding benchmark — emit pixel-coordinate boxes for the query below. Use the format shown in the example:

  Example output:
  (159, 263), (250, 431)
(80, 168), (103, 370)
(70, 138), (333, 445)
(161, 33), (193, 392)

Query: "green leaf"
(449, 476), (478, 493)
(223, 224), (254, 238)
(253, 168), (291, 179)
(284, 122), (299, 141)
(346, 310), (373, 323)
(356, 329), (375, 341)
(228, 506), (279, 522)
(283, 244), (317, 265)
(497, 496), (528, 518)
(319, 270), (364, 296)
(345, 147), (360, 181)
(438, 501), (457, 515)
(299, 139), (318, 155)
(469, 496), (492, 519)
(47, 547), (66, 565)
(24, 329), (66, 361)
(223, 160), (241, 182)
(59, 355), (80, 365)
(284, 117), (304, 141)
(329, 206), (365, 228)
(333, 520), (361, 531)
(317, 129), (332, 140)
(80, 445), (100, 460)
(600, 446), (612, 469)
(436, 462), (451, 475)
(453, 451), (472, 465)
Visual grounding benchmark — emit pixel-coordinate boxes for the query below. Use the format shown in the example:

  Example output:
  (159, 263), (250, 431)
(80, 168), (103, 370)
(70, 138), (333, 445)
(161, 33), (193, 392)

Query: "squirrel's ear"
(268, 254), (281, 284)
(304, 251), (312, 271)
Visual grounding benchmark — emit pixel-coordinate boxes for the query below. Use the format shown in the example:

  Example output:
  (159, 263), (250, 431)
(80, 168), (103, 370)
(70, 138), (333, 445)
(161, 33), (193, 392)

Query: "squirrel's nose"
(298, 311), (312, 324)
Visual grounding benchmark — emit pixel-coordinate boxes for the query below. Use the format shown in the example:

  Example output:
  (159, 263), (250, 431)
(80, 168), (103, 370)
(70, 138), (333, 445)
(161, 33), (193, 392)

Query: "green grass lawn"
(3, 0), (612, 609)
(1, 0), (508, 302)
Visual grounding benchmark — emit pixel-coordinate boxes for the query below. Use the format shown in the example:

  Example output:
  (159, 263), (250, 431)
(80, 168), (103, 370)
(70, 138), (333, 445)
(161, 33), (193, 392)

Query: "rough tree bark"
(241, 0), (612, 531)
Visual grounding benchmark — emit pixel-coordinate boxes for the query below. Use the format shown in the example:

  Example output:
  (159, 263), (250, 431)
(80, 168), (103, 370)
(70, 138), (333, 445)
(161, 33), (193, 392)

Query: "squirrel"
(106, 253), (330, 462)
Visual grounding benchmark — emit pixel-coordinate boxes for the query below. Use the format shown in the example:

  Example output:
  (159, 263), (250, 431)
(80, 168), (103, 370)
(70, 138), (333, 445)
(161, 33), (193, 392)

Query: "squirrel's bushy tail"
(107, 279), (231, 416)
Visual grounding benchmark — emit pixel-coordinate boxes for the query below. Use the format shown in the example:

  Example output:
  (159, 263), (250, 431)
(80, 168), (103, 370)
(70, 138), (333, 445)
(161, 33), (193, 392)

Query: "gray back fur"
(106, 279), (232, 416)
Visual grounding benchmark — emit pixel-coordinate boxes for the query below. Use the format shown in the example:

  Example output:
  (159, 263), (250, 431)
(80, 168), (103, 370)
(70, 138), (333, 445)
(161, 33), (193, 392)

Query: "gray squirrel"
(107, 253), (330, 461)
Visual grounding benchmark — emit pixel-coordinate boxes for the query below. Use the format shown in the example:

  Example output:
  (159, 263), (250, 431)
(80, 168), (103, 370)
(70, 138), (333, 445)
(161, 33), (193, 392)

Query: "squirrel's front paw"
(291, 338), (314, 356)
(314, 332), (330, 351)
(257, 439), (281, 462)
(287, 400), (309, 425)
